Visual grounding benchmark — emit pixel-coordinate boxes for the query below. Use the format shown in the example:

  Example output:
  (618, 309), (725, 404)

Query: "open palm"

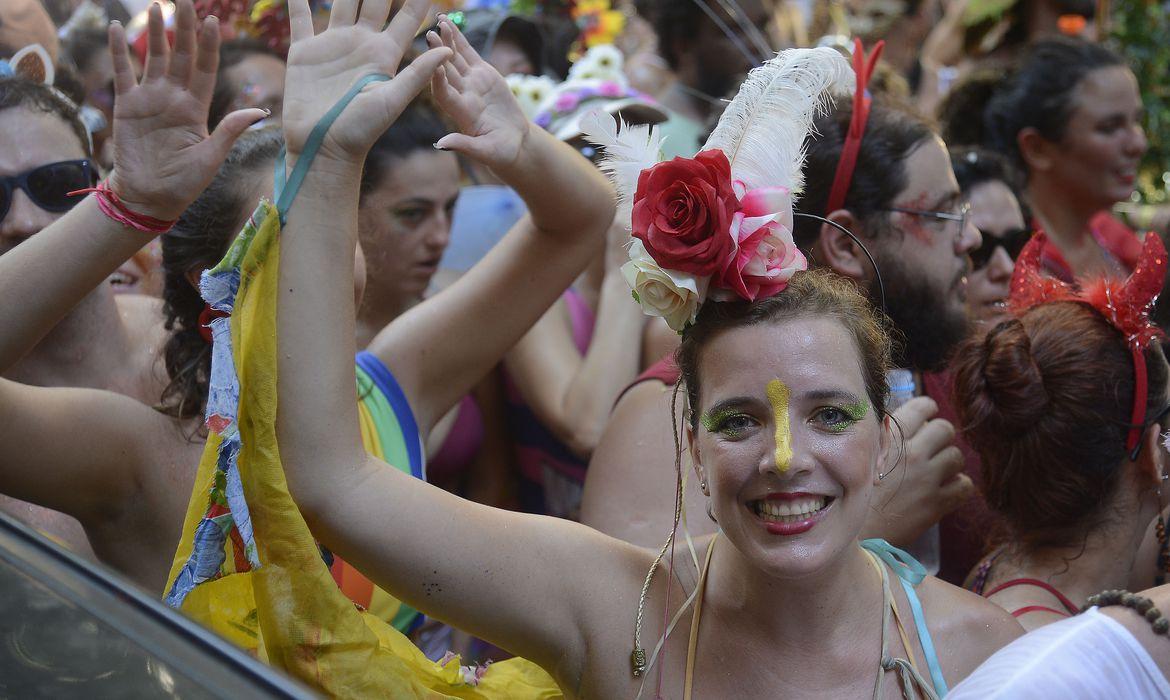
(428, 17), (531, 172)
(281, 0), (450, 163)
(107, 0), (266, 222)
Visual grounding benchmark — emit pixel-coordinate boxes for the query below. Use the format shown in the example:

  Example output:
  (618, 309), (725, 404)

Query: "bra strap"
(273, 72), (392, 223)
(862, 539), (948, 697)
(984, 578), (1081, 615)
(682, 535), (717, 700)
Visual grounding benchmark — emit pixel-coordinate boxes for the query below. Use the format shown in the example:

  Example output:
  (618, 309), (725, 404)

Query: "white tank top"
(950, 607), (1170, 699)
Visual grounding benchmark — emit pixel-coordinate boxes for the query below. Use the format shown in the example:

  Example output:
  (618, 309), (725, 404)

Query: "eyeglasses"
(881, 201), (972, 238)
(970, 227), (1033, 270)
(0, 160), (96, 223)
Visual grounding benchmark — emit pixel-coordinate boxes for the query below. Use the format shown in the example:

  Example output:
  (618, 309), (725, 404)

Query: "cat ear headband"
(0, 44), (96, 154)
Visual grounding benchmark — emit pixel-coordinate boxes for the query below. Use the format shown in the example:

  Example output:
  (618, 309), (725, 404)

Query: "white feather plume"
(580, 110), (665, 227)
(704, 47), (854, 195)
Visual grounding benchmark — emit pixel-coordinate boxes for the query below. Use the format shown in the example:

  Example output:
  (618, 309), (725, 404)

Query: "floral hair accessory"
(585, 48), (852, 332)
(1009, 231), (1167, 453)
(518, 45), (666, 143)
(570, 0), (625, 58)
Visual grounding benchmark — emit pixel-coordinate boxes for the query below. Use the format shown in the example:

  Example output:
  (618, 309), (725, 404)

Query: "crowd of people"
(2, 0), (1170, 696)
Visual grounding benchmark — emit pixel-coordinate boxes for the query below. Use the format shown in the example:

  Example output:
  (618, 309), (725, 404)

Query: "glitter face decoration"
(825, 399), (870, 434)
(766, 379), (794, 474)
(700, 406), (744, 439)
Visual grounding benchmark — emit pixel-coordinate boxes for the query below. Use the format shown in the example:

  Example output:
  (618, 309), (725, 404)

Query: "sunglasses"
(969, 227), (1032, 270)
(0, 160), (96, 223)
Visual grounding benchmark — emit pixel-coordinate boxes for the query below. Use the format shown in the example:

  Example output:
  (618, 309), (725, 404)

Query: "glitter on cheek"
(766, 379), (794, 474)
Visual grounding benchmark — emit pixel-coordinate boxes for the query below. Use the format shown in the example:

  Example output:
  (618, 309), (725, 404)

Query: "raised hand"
(281, 0), (450, 163)
(427, 16), (532, 173)
(106, 0), (266, 223)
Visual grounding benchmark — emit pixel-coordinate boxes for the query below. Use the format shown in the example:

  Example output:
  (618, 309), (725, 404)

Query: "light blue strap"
(861, 539), (949, 697)
(273, 72), (391, 222)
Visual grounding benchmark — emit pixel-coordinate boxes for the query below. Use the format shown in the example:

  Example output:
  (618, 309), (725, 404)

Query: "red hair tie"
(69, 181), (177, 234)
(198, 304), (230, 345)
(825, 39), (885, 215)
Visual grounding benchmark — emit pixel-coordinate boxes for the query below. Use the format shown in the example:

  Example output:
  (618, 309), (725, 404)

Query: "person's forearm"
(560, 273), (645, 456)
(491, 126), (614, 241)
(275, 157), (369, 515)
(0, 198), (156, 370)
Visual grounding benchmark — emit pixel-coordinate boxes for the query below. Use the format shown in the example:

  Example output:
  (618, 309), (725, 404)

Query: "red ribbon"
(825, 39), (885, 215)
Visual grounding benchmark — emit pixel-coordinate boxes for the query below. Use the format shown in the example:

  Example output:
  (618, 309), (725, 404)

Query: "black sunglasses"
(970, 227), (1032, 270)
(0, 160), (96, 223)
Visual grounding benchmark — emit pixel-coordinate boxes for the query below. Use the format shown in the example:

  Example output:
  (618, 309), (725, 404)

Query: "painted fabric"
(164, 200), (561, 698)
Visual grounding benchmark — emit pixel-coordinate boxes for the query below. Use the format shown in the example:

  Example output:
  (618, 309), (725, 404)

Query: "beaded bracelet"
(68, 181), (177, 234)
(1084, 589), (1170, 637)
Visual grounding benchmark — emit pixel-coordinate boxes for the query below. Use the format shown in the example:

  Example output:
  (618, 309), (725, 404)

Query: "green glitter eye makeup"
(700, 408), (748, 438)
(821, 399), (869, 433)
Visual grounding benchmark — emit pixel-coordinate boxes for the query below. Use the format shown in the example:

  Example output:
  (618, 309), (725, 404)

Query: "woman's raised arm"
(0, 1), (264, 371)
(365, 17), (616, 437)
(275, 0), (639, 676)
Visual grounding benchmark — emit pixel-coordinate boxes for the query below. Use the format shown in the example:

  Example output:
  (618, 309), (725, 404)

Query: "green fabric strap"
(273, 72), (392, 222)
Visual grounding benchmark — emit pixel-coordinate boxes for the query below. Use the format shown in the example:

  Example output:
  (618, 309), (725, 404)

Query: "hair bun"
(967, 319), (1051, 436)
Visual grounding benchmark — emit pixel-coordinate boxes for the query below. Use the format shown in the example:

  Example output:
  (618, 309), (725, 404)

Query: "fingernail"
(433, 142), (449, 151)
(111, 19), (122, 26)
(261, 107), (272, 116)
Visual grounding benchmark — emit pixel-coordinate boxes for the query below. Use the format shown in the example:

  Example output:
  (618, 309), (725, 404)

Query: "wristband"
(68, 181), (177, 234)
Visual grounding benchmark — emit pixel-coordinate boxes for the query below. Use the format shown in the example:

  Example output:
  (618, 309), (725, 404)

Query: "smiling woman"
(269, 20), (1024, 694)
(986, 38), (1148, 282)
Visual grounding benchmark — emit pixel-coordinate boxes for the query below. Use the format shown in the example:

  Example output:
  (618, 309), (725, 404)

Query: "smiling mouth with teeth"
(749, 495), (833, 535)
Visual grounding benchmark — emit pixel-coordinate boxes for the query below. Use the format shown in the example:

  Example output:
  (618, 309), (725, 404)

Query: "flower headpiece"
(509, 45), (666, 146)
(1009, 232), (1167, 453)
(584, 48), (854, 331)
(195, 0), (328, 53)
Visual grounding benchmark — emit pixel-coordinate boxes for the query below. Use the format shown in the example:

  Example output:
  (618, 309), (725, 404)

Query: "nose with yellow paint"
(766, 379), (794, 474)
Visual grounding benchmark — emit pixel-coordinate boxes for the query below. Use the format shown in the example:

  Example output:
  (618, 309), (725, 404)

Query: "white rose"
(621, 240), (709, 332)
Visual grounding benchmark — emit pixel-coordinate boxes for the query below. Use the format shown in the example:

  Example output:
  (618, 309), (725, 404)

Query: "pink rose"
(716, 186), (807, 301)
(631, 149), (738, 277)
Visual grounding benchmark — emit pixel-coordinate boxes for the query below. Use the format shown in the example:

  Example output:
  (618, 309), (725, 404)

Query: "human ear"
(1136, 423), (1166, 488)
(1017, 127), (1055, 174)
(686, 419), (710, 496)
(875, 412), (894, 486)
(185, 267), (207, 290)
(813, 209), (868, 282)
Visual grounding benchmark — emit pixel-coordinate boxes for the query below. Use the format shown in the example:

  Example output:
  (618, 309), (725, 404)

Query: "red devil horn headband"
(1009, 232), (1168, 453)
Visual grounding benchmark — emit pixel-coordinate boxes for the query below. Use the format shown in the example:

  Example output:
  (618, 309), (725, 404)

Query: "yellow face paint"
(766, 379), (794, 474)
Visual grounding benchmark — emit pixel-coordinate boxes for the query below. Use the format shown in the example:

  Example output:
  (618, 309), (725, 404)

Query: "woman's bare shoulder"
(916, 575), (1024, 681)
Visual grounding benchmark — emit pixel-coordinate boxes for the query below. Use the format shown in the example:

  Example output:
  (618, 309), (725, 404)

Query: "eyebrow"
(393, 198), (436, 209)
(802, 389), (863, 404)
(704, 396), (759, 416)
(928, 190), (962, 212)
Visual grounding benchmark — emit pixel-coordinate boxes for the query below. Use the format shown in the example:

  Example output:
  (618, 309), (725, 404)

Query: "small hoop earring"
(699, 477), (709, 496)
(706, 500), (717, 523)
(877, 468), (891, 481)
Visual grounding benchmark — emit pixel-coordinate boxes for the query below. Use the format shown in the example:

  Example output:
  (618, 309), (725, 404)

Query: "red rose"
(631, 149), (738, 277)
